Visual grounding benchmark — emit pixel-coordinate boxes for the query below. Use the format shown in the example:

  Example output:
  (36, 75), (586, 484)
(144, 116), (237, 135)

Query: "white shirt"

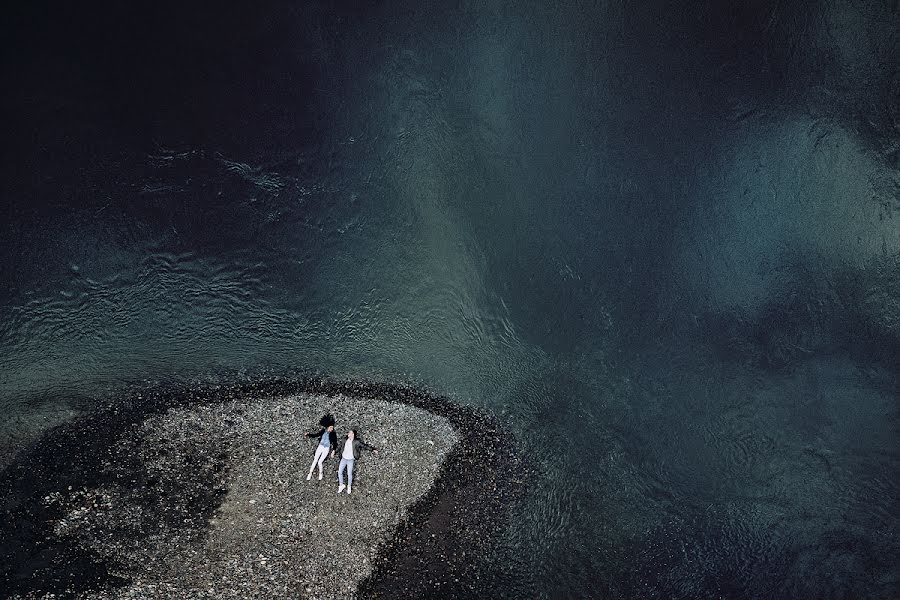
(342, 439), (355, 460)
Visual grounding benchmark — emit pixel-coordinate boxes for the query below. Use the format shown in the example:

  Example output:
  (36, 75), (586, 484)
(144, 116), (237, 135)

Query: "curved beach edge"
(0, 377), (528, 599)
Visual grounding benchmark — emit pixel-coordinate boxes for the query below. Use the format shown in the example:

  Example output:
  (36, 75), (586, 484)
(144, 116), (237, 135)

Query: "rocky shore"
(0, 379), (526, 599)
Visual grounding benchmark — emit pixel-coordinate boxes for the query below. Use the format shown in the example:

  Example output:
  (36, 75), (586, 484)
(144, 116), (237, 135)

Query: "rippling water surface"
(2, 0), (898, 597)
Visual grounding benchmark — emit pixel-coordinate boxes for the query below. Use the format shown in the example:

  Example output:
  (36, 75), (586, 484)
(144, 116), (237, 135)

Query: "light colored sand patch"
(41, 393), (457, 600)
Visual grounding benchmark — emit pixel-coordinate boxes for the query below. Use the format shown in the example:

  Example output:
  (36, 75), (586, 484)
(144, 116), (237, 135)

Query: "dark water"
(2, 1), (898, 597)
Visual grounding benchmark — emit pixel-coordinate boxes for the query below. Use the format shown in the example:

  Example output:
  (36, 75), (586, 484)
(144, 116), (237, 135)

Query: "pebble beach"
(0, 380), (526, 599)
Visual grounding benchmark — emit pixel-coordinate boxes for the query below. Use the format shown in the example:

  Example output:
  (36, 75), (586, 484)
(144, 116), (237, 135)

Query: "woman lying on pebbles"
(337, 429), (378, 495)
(304, 413), (337, 480)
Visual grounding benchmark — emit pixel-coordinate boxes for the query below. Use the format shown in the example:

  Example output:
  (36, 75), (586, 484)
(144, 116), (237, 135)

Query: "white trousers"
(309, 445), (329, 474)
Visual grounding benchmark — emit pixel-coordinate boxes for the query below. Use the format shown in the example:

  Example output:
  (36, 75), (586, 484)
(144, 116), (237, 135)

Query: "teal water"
(1, 1), (898, 597)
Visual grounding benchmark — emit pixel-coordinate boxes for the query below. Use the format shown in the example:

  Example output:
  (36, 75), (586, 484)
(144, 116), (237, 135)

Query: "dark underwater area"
(1, 0), (898, 597)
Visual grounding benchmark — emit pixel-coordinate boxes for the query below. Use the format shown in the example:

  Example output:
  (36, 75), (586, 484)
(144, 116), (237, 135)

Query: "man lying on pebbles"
(335, 429), (379, 495)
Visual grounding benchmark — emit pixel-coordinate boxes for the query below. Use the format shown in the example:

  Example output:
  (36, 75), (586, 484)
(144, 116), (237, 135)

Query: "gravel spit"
(0, 379), (526, 599)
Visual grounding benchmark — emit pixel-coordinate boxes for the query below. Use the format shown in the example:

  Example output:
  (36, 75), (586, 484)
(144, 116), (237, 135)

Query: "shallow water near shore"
(2, 0), (899, 597)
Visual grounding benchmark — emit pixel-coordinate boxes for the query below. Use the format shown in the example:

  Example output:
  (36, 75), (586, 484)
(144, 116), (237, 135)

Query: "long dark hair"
(319, 413), (335, 428)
